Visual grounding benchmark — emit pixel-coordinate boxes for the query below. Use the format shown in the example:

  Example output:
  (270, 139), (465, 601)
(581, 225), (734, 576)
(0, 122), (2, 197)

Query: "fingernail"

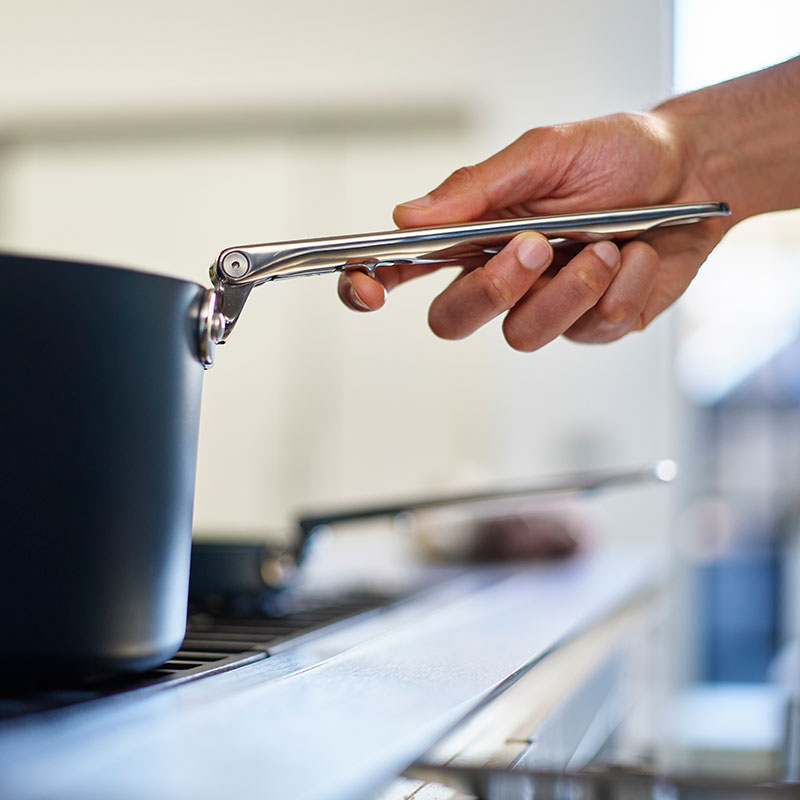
(347, 282), (370, 311)
(592, 241), (619, 268)
(398, 193), (433, 209)
(517, 234), (552, 271)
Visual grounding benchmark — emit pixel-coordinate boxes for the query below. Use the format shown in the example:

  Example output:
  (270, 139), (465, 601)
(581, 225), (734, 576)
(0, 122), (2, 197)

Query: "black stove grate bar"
(0, 591), (392, 722)
(133, 651), (266, 687)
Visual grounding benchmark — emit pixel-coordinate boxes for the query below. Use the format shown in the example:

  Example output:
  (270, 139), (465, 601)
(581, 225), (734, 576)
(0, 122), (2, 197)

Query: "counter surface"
(0, 545), (661, 800)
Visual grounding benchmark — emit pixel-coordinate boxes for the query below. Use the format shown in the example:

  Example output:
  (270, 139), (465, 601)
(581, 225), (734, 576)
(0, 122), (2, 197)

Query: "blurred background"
(0, 0), (678, 534)
(1, 0), (799, 776)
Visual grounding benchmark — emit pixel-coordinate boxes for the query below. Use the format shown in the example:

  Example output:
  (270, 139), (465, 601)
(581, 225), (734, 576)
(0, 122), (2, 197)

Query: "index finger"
(337, 262), (442, 312)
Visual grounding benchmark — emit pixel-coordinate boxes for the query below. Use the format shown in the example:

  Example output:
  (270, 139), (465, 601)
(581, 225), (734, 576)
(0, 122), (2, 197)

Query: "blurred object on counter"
(412, 498), (592, 563)
(189, 463), (672, 609)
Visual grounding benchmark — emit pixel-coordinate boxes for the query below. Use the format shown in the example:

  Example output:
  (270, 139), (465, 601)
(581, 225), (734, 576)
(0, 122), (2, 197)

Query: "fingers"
(506, 223), (719, 348)
(564, 240), (659, 343)
(637, 222), (720, 328)
(338, 232), (555, 324)
(337, 268), (386, 312)
(501, 241), (621, 351)
(339, 213), (720, 347)
(427, 233), (554, 339)
(562, 222), (722, 343)
(337, 262), (441, 312)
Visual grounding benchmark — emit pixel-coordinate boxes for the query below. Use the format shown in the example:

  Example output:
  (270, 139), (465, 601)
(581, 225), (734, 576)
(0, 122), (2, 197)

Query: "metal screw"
(209, 313), (226, 343)
(221, 251), (250, 279)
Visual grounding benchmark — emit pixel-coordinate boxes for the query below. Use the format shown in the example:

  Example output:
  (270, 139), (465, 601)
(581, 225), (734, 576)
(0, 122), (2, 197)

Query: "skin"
(338, 57), (800, 351)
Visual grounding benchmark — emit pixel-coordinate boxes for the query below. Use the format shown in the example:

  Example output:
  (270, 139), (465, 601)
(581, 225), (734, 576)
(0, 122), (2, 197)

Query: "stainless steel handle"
(200, 202), (729, 363)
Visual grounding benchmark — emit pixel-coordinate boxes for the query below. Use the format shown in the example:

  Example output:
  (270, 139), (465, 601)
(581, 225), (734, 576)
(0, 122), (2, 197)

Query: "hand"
(338, 112), (729, 350)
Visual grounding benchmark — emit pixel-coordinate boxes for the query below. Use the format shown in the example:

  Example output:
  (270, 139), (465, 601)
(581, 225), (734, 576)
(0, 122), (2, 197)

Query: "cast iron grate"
(0, 590), (391, 722)
(184, 591), (390, 651)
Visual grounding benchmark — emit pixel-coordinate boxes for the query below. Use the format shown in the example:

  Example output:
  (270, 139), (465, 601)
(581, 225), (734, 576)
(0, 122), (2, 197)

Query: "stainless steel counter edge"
(0, 545), (664, 800)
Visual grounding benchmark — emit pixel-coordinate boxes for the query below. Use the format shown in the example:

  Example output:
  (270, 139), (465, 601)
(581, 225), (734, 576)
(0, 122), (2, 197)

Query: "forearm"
(654, 56), (800, 227)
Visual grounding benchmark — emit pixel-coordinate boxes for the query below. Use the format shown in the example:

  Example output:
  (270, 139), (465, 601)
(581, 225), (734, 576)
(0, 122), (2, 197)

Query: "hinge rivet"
(221, 251), (250, 279)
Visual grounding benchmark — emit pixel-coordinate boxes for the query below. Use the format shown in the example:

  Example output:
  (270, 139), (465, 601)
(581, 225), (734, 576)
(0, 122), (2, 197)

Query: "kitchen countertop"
(0, 543), (663, 800)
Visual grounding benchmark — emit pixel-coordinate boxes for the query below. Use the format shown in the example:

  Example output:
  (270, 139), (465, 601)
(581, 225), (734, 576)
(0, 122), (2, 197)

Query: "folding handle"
(206, 202), (729, 349)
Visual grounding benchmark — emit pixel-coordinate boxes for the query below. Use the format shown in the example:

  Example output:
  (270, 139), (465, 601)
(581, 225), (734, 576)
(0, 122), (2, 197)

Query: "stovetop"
(0, 589), (392, 722)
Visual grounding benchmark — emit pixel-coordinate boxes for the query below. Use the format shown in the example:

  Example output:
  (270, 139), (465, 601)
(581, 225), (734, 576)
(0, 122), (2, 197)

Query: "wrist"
(652, 93), (748, 230)
(653, 58), (800, 227)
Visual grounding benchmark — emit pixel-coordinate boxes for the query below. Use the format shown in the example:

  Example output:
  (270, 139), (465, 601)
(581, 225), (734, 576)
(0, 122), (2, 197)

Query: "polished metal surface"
(220, 251), (249, 279)
(207, 202), (729, 343)
(195, 288), (226, 368)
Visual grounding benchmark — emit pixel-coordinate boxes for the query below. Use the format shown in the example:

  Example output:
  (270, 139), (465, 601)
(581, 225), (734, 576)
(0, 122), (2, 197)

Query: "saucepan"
(0, 202), (727, 685)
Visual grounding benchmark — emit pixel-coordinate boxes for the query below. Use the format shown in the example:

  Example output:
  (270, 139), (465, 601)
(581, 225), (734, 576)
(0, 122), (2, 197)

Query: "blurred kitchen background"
(1, 0), (799, 778)
(0, 0), (678, 534)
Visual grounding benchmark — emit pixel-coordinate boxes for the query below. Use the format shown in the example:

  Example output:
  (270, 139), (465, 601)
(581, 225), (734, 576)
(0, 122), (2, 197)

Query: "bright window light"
(674, 0), (800, 404)
(675, 0), (800, 92)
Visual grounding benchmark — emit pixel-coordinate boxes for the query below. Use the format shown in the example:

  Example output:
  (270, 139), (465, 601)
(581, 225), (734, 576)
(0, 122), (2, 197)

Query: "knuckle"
(567, 327), (625, 345)
(518, 127), (544, 148)
(571, 265), (608, 296)
(629, 239), (658, 261)
(563, 329), (593, 344)
(502, 320), (538, 352)
(597, 296), (638, 329)
(634, 311), (653, 332)
(519, 125), (558, 150)
(596, 326), (628, 344)
(482, 270), (517, 310)
(443, 164), (480, 192)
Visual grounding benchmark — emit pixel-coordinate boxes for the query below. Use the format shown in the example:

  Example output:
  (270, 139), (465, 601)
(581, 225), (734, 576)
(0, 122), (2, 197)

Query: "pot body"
(0, 253), (204, 684)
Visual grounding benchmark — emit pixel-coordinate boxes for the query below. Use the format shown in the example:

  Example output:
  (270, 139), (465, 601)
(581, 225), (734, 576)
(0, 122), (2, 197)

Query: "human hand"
(338, 112), (729, 350)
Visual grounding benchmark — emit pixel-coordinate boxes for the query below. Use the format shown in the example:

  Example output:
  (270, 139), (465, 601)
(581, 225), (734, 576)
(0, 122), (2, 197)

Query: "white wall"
(0, 0), (676, 539)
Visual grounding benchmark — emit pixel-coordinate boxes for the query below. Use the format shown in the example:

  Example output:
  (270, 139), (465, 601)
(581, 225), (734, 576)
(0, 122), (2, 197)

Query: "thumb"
(393, 164), (496, 229)
(393, 128), (560, 229)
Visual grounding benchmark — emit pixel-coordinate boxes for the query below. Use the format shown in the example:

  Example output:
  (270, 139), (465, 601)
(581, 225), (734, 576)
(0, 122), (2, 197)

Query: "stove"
(0, 590), (391, 722)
